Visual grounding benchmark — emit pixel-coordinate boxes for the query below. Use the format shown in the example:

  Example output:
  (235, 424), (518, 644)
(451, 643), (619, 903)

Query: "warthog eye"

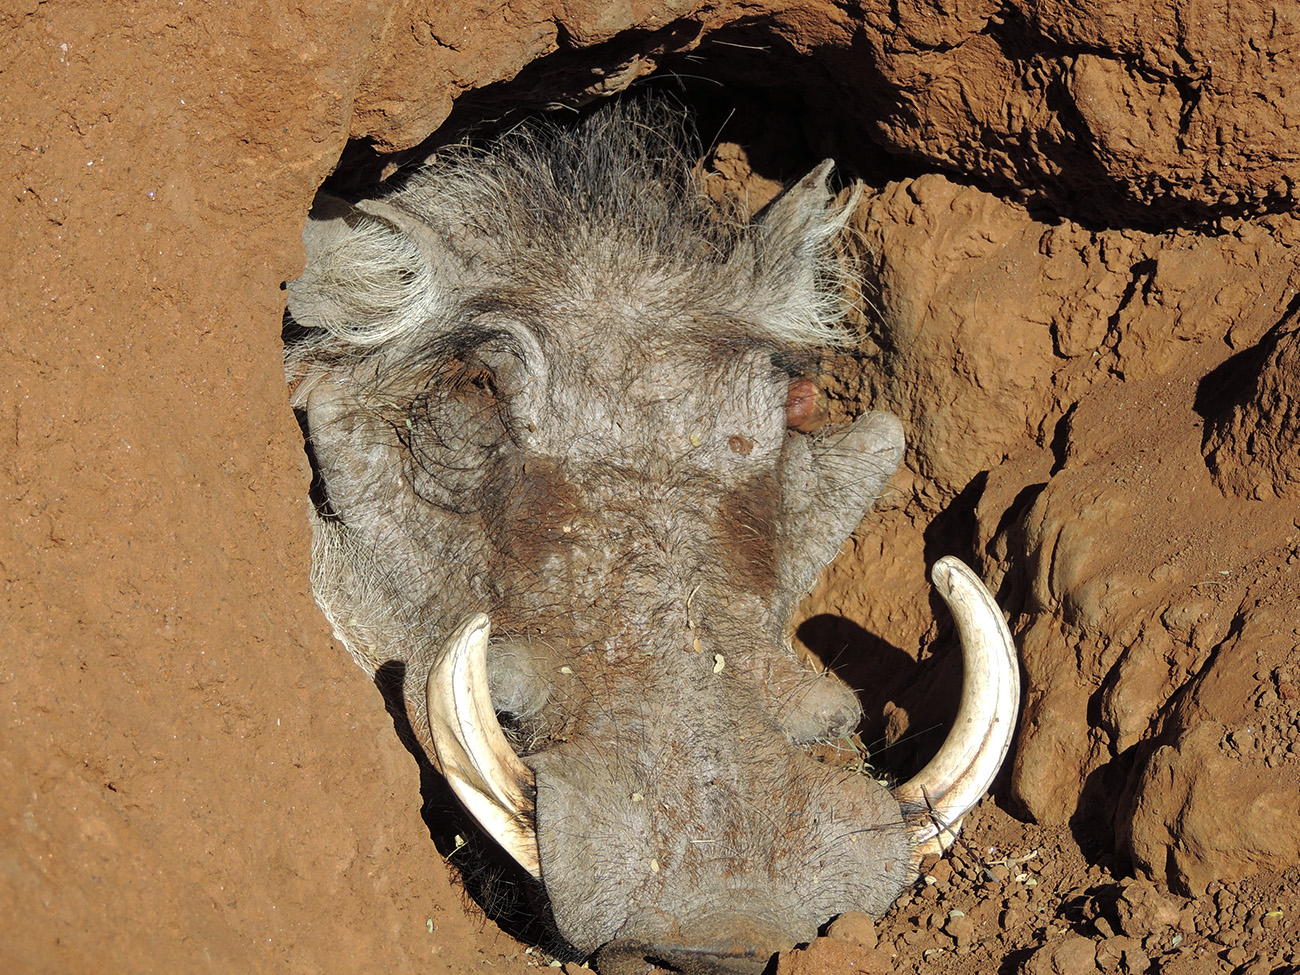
(441, 357), (498, 397)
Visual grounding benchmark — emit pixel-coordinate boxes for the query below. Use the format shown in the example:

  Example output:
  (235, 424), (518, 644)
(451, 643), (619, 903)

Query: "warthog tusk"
(427, 613), (542, 878)
(894, 557), (1020, 857)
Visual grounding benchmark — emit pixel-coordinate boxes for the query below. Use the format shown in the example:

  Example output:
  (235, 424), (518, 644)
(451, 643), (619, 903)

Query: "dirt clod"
(1116, 880), (1183, 938)
(825, 911), (877, 949)
(1024, 935), (1100, 975)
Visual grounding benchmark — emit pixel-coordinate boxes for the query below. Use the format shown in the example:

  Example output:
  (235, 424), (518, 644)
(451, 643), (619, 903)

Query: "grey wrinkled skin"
(286, 101), (910, 969)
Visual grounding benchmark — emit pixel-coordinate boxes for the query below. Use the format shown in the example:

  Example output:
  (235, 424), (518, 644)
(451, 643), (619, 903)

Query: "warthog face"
(286, 102), (1017, 973)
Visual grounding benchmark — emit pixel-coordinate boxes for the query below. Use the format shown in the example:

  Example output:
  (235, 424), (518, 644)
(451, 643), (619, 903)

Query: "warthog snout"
(595, 913), (806, 975)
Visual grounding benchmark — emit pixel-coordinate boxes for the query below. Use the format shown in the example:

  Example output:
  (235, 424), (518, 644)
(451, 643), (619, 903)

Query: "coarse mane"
(286, 98), (861, 374)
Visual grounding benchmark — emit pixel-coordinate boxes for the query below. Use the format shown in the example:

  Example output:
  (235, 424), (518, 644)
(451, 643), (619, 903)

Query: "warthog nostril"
(595, 916), (798, 975)
(595, 938), (776, 975)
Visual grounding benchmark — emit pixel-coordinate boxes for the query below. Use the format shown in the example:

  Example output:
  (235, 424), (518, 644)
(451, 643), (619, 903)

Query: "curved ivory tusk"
(893, 557), (1020, 857)
(426, 613), (542, 878)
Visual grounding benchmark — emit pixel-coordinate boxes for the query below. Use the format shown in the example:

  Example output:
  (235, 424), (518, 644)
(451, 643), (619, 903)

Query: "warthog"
(286, 101), (1017, 974)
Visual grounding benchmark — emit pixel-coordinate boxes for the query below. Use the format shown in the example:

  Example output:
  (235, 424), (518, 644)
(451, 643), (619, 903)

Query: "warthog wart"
(286, 101), (1018, 974)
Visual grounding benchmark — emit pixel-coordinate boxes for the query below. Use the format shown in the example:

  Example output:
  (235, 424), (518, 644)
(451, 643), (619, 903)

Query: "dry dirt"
(3, 2), (1298, 974)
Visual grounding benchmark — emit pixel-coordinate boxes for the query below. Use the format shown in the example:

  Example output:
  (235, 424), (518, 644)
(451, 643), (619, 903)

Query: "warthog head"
(286, 101), (1017, 973)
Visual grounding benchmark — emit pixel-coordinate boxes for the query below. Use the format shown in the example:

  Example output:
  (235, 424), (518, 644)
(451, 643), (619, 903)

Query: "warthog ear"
(748, 160), (863, 347)
(288, 192), (464, 348)
(758, 160), (840, 238)
(770, 410), (905, 629)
